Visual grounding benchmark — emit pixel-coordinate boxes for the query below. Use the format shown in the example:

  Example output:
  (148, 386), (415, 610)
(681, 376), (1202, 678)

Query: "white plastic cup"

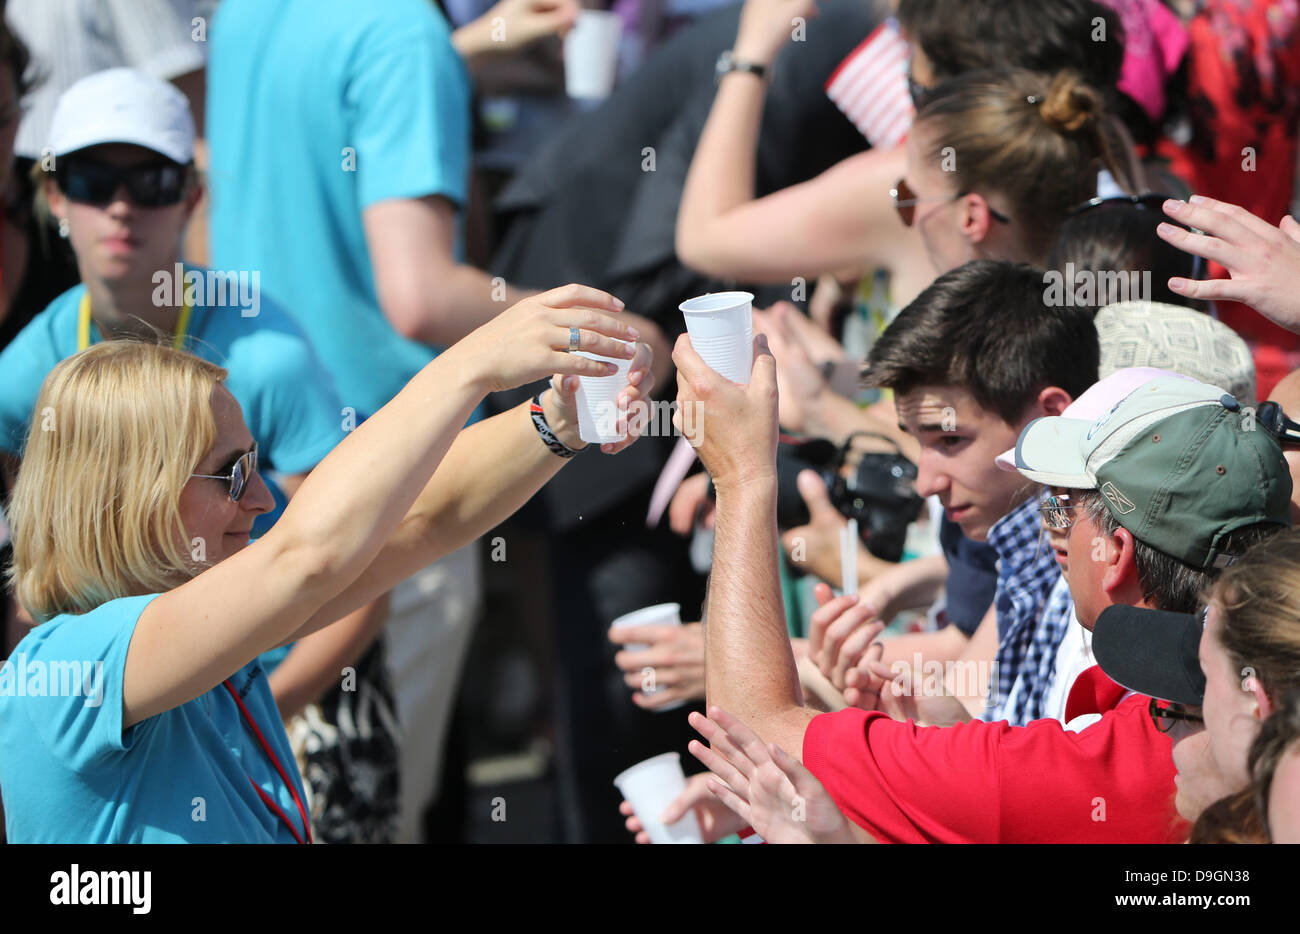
(575, 340), (634, 444)
(679, 291), (754, 384)
(613, 752), (703, 844)
(564, 10), (623, 100)
(610, 602), (686, 712)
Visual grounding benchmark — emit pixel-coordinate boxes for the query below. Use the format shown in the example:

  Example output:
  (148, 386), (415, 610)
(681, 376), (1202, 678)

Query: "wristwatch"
(715, 49), (767, 85)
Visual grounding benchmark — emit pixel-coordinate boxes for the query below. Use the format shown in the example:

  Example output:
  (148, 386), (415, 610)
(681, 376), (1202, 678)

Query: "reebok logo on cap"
(1100, 482), (1136, 515)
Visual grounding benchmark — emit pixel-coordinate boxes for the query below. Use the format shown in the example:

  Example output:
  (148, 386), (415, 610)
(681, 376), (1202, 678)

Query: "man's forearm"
(706, 475), (804, 728)
(405, 264), (536, 347)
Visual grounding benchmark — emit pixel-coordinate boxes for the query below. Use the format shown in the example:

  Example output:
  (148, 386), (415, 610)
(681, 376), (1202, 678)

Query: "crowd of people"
(0, 0), (1297, 845)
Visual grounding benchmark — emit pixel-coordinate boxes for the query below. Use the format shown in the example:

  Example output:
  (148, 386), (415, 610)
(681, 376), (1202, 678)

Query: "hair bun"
(1037, 71), (1102, 134)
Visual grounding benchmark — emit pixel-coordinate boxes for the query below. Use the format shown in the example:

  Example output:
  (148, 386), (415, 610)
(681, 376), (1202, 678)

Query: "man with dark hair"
(834, 261), (1096, 707)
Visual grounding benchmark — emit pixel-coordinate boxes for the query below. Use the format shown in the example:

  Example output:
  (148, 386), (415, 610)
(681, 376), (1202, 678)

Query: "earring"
(57, 217), (70, 238)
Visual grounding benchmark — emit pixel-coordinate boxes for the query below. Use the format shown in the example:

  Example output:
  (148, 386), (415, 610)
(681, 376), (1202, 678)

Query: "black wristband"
(530, 392), (580, 459)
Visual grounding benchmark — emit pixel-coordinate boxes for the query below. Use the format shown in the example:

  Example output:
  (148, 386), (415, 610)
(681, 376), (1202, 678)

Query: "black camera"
(774, 432), (924, 562)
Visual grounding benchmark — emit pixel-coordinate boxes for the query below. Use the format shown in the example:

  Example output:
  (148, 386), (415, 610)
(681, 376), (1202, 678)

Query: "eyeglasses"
(191, 443), (259, 503)
(54, 157), (190, 208)
(1148, 697), (1204, 734)
(890, 177), (1011, 227)
(1039, 493), (1085, 530)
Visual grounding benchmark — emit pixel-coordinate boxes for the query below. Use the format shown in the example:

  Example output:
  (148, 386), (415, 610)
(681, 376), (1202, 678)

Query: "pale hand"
(619, 771), (748, 844)
(806, 582), (888, 692)
(609, 621), (705, 710)
(456, 283), (640, 395)
(689, 707), (860, 844)
(545, 339), (656, 454)
(1159, 196), (1300, 333)
(734, 0), (821, 65)
(672, 332), (779, 494)
(781, 470), (852, 587)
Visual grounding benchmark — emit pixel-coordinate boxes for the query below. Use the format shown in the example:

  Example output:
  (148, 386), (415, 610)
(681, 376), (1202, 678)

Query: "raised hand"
(688, 707), (862, 844)
(545, 339), (656, 454)
(734, 0), (822, 65)
(1158, 196), (1300, 333)
(457, 283), (641, 395)
(671, 332), (779, 494)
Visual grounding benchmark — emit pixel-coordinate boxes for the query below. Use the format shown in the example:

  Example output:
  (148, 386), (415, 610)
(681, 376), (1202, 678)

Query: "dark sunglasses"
(891, 177), (1011, 227)
(192, 443), (259, 503)
(55, 157), (189, 208)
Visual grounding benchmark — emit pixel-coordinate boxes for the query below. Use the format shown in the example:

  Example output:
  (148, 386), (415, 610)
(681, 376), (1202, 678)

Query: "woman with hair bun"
(898, 68), (1133, 275)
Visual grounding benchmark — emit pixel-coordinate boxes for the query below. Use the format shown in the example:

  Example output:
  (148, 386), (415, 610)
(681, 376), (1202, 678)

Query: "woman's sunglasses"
(192, 443), (259, 503)
(890, 177), (1011, 227)
(54, 157), (189, 208)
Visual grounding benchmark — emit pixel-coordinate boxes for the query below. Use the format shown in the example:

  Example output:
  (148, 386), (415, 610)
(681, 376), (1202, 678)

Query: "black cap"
(1092, 605), (1206, 705)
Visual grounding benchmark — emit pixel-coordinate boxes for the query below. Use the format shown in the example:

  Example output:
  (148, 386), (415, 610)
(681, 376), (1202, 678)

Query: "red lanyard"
(221, 679), (313, 844)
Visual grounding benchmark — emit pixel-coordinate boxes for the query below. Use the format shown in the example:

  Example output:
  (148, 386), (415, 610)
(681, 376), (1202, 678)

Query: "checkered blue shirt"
(981, 496), (1068, 726)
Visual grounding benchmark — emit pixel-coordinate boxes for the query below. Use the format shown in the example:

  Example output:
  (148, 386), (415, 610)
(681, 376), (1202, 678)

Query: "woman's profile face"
(1170, 604), (1262, 820)
(45, 142), (198, 288)
(901, 125), (971, 275)
(177, 385), (274, 570)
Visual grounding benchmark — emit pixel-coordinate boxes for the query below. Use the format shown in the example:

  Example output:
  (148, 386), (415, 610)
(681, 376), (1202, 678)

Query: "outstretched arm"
(124, 286), (639, 728)
(675, 0), (920, 284)
(674, 332), (816, 755)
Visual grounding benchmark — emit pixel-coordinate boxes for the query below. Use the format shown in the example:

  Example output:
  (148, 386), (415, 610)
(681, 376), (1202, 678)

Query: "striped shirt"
(10, 0), (209, 158)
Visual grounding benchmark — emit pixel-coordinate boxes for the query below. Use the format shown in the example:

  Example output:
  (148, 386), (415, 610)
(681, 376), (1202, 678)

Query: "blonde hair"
(916, 68), (1132, 261)
(7, 340), (228, 621)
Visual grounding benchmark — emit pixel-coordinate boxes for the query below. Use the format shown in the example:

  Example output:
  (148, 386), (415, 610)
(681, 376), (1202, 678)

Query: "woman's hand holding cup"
(457, 283), (641, 395)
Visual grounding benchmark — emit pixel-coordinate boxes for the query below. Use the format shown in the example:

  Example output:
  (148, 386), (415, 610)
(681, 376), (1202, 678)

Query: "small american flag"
(824, 19), (914, 150)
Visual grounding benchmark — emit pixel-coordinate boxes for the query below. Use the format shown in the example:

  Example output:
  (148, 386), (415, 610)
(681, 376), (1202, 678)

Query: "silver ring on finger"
(567, 326), (581, 353)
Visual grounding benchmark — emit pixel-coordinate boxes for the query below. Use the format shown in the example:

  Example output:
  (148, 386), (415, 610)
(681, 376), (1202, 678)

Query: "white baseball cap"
(47, 68), (194, 164)
(994, 367), (1192, 473)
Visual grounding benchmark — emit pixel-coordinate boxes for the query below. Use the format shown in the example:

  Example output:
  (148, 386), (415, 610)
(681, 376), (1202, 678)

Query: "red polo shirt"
(801, 666), (1187, 843)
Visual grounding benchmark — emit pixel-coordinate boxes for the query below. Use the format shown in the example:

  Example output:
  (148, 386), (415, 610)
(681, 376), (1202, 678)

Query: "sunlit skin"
(176, 385), (275, 569)
(1170, 604), (1273, 822)
(894, 385), (1068, 542)
(900, 123), (1021, 275)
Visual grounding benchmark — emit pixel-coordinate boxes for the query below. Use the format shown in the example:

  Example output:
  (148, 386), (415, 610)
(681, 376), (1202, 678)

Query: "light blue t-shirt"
(207, 0), (472, 418)
(0, 594), (307, 843)
(0, 272), (346, 535)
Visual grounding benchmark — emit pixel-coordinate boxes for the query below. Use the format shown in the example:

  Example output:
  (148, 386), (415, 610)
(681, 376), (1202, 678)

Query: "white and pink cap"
(994, 368), (1191, 473)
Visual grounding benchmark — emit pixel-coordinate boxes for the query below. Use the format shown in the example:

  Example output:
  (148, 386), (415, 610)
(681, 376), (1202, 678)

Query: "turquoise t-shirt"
(0, 272), (346, 536)
(0, 594), (307, 843)
(207, 0), (472, 418)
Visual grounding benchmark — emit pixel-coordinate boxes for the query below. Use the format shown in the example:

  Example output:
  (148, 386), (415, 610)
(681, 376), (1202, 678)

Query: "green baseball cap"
(1012, 375), (1293, 568)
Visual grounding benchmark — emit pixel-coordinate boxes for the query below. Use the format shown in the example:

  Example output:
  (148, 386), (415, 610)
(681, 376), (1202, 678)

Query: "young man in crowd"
(814, 261), (1097, 710)
(673, 274), (1291, 842)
